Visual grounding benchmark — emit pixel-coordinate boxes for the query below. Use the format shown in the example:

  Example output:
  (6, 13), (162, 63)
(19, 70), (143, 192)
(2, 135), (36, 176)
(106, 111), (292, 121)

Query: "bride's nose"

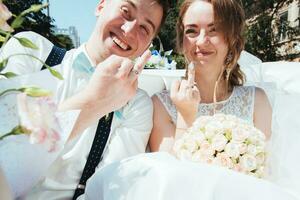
(196, 29), (209, 46)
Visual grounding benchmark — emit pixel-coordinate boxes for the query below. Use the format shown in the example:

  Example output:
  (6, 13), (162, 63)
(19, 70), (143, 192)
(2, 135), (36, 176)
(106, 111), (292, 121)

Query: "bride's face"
(182, 1), (228, 72)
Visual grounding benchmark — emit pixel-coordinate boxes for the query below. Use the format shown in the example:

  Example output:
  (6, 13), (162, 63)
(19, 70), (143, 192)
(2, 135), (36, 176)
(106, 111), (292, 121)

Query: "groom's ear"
(95, 0), (105, 16)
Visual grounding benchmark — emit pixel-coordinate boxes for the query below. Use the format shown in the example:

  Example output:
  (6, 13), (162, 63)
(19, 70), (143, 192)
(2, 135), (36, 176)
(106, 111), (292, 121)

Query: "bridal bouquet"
(173, 113), (267, 178)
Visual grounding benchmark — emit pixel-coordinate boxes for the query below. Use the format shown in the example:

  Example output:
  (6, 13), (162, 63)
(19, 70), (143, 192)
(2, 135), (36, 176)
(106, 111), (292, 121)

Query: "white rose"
(233, 163), (243, 172)
(213, 152), (234, 169)
(225, 142), (241, 158)
(247, 144), (258, 156)
(211, 134), (228, 151)
(247, 144), (264, 156)
(186, 137), (199, 152)
(240, 154), (257, 172)
(254, 166), (265, 178)
(255, 152), (265, 165)
(248, 130), (265, 145)
(231, 127), (249, 143)
(192, 150), (213, 163)
(192, 133), (206, 146)
(196, 116), (210, 125)
(205, 120), (223, 138)
(239, 143), (248, 154)
(199, 140), (215, 156)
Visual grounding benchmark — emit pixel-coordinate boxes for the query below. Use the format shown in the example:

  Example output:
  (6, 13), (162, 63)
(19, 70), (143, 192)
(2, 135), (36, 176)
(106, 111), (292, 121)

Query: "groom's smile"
(110, 32), (132, 51)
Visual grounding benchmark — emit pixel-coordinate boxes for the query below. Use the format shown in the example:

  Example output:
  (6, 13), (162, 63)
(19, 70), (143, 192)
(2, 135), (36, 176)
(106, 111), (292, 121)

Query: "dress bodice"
(155, 86), (255, 124)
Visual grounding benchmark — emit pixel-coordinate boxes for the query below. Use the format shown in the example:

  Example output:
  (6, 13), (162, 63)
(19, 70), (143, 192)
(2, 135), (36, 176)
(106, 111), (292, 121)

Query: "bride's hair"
(176, 0), (246, 91)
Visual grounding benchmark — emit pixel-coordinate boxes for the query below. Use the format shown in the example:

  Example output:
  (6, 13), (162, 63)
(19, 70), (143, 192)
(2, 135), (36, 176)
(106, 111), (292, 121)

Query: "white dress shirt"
(1, 31), (153, 199)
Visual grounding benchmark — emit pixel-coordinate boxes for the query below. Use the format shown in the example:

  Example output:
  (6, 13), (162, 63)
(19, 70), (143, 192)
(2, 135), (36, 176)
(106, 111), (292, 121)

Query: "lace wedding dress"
(156, 86), (255, 124)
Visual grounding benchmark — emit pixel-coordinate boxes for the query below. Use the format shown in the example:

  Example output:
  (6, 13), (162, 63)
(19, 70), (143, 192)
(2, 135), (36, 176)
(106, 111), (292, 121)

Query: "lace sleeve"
(155, 90), (177, 124)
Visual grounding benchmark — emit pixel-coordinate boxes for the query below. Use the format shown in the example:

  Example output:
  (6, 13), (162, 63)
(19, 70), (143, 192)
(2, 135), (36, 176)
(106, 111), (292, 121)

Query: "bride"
(82, 0), (299, 199)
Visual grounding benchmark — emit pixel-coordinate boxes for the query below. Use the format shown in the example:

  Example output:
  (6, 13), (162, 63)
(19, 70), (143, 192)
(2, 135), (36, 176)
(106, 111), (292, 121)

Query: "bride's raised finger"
(187, 62), (195, 87)
(179, 79), (188, 94)
(171, 79), (180, 98)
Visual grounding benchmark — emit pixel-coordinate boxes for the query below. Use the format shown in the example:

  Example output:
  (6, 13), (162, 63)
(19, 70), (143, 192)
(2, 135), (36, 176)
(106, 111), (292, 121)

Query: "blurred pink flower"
(0, 2), (13, 32)
(17, 93), (61, 152)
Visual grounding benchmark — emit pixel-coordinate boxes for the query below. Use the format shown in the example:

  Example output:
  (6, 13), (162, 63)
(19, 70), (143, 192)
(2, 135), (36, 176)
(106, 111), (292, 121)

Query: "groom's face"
(91, 0), (163, 61)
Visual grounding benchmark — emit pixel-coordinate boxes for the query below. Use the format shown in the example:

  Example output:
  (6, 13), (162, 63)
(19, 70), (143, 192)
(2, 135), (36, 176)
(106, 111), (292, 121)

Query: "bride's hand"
(170, 62), (200, 127)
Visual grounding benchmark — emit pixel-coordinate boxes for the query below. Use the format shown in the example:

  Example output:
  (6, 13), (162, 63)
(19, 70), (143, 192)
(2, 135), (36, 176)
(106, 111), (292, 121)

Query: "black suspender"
(42, 45), (67, 69)
(44, 45), (114, 199)
(72, 113), (114, 199)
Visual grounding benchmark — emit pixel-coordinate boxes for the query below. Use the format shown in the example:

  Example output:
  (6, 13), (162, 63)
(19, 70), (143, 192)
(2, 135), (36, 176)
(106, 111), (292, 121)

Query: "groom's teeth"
(112, 36), (129, 50)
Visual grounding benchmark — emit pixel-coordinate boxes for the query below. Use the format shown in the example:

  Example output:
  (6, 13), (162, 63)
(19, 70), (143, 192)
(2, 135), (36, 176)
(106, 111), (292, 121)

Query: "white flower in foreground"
(0, 2), (13, 32)
(17, 93), (61, 152)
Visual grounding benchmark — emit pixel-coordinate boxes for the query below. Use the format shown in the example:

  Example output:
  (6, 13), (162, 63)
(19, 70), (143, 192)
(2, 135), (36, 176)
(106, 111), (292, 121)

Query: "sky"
(48, 0), (98, 43)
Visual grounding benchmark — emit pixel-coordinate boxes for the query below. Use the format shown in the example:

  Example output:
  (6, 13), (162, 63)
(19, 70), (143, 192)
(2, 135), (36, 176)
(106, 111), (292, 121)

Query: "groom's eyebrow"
(125, 0), (156, 33)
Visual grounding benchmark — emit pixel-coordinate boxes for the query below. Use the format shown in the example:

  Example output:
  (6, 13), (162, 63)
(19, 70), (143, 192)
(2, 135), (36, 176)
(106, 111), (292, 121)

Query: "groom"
(1, 0), (169, 199)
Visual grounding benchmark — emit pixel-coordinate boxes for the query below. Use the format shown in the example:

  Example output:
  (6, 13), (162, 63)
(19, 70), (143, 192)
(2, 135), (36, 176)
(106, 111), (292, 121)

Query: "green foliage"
(3, 0), (74, 50)
(55, 34), (74, 50)
(242, 0), (300, 61)
(15, 37), (39, 49)
(173, 54), (186, 69)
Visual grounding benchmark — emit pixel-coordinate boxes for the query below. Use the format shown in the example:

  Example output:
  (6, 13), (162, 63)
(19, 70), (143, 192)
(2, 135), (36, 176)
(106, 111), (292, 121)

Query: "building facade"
(276, 0), (300, 61)
(53, 26), (80, 48)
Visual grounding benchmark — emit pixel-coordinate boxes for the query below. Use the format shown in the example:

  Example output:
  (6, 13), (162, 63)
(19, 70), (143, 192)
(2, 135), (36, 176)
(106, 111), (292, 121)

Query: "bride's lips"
(110, 32), (132, 51)
(195, 50), (214, 57)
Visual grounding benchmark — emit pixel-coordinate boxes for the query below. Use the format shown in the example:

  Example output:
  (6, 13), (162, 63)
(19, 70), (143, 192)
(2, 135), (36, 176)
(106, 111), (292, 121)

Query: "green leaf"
(11, 16), (24, 29)
(0, 35), (6, 42)
(19, 86), (52, 97)
(0, 72), (17, 78)
(0, 59), (8, 72)
(21, 4), (48, 16)
(15, 37), (39, 50)
(0, 125), (30, 140)
(46, 66), (64, 80)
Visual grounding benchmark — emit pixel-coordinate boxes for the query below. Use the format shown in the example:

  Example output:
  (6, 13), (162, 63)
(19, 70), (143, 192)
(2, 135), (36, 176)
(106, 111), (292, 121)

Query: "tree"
(242, 0), (300, 61)
(3, 0), (74, 50)
(158, 2), (185, 68)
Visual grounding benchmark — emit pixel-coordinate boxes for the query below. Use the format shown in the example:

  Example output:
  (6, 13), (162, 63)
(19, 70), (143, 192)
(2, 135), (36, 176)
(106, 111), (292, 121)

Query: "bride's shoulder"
(152, 90), (172, 105)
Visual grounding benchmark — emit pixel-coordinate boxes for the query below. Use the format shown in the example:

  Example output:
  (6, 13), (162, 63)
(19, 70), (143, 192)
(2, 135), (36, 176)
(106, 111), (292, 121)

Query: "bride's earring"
(226, 67), (231, 81)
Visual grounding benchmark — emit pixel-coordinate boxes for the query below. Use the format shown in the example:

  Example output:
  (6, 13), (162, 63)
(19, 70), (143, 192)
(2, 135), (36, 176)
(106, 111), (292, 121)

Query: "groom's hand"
(82, 50), (151, 114)
(62, 50), (151, 141)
